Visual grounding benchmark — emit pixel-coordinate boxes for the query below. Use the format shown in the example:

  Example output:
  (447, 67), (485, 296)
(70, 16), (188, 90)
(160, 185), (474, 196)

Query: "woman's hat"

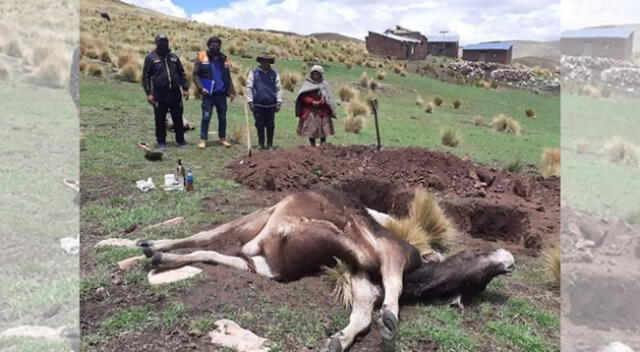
(310, 65), (324, 73)
(256, 52), (276, 64)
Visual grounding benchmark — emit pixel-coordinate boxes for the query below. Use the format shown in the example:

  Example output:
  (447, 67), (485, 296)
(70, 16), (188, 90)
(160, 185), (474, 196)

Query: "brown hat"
(256, 52), (275, 64)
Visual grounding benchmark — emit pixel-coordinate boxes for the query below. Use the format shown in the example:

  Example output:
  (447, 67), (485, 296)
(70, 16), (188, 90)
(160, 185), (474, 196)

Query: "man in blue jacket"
(246, 53), (282, 150)
(192, 36), (236, 149)
(142, 35), (189, 149)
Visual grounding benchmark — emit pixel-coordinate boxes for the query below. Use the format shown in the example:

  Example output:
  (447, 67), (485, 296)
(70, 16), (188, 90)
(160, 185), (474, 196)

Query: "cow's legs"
(377, 255), (404, 341)
(326, 273), (379, 352)
(151, 250), (275, 278)
(137, 206), (274, 255)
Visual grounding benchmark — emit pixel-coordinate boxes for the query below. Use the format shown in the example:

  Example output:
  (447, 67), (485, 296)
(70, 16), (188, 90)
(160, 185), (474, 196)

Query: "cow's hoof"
(380, 308), (398, 341)
(151, 252), (163, 266)
(326, 336), (342, 352)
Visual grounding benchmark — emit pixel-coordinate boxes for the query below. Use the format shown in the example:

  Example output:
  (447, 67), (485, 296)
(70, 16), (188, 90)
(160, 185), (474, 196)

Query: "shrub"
(229, 125), (248, 144)
(540, 147), (560, 178)
(344, 115), (364, 133)
(369, 79), (378, 91)
(99, 49), (112, 63)
(281, 71), (301, 92)
(603, 137), (640, 167)
(543, 245), (560, 286)
(87, 63), (103, 77)
(424, 103), (433, 114)
(525, 108), (536, 118)
(345, 61), (353, 69)
(348, 99), (369, 117)
(491, 114), (521, 135)
(376, 70), (386, 80)
(2, 37), (23, 58)
(433, 96), (443, 106)
(119, 63), (141, 82)
(393, 65), (403, 74)
(506, 156), (523, 172)
(415, 95), (424, 106)
(338, 85), (356, 102)
(117, 51), (139, 68)
(0, 62), (10, 80)
(441, 128), (460, 147)
(473, 116), (484, 126)
(453, 99), (462, 109)
(490, 80), (498, 89)
(359, 72), (369, 88)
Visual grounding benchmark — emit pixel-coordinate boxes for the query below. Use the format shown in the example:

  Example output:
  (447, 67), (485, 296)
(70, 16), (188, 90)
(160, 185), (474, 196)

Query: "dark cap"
(207, 36), (222, 46)
(155, 34), (168, 43)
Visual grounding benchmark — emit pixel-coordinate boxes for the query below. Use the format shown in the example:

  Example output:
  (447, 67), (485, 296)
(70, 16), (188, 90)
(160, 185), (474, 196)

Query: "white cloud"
(189, 0), (559, 44)
(121, 0), (188, 19)
(561, 0), (640, 30)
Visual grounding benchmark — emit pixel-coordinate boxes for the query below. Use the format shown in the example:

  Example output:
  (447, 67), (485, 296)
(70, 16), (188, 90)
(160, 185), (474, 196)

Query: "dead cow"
(137, 187), (514, 351)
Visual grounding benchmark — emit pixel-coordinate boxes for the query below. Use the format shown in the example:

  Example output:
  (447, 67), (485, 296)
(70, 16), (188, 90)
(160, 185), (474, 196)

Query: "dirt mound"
(227, 145), (560, 248)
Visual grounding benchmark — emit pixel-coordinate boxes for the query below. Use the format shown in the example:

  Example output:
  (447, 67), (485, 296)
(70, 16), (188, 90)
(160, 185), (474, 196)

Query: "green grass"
(487, 321), (555, 352)
(399, 305), (477, 352)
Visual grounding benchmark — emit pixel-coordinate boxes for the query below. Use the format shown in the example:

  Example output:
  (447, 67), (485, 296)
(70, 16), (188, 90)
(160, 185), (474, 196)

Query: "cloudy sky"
(121, 0), (637, 44)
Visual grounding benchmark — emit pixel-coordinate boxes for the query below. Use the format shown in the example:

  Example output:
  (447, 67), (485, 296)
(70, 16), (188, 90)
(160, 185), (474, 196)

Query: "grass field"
(561, 93), (640, 217)
(80, 57), (560, 350)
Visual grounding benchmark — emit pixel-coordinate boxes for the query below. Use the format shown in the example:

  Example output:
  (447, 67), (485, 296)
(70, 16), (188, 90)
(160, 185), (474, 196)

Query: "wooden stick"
(244, 103), (252, 157)
(369, 98), (381, 150)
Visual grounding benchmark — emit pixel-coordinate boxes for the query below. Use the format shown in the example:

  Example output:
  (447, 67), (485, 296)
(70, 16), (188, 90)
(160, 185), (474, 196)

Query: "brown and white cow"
(137, 186), (514, 352)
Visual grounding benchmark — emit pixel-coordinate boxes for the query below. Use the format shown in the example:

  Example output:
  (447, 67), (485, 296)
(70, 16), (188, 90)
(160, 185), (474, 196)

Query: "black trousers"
(253, 106), (276, 147)
(153, 89), (185, 145)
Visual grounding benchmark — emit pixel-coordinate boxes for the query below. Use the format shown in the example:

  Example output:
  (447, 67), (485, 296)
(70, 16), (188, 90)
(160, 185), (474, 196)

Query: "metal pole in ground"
(369, 97), (381, 150)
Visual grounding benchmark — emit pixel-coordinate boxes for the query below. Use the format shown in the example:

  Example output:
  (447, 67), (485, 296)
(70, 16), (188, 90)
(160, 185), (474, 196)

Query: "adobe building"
(462, 42), (513, 64)
(365, 26), (428, 60)
(561, 27), (634, 60)
(426, 34), (459, 58)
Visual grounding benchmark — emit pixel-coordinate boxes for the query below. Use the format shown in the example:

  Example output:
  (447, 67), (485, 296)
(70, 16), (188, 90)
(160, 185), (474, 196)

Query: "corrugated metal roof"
(463, 42), (513, 51)
(426, 34), (459, 43)
(370, 31), (422, 43)
(562, 27), (634, 39)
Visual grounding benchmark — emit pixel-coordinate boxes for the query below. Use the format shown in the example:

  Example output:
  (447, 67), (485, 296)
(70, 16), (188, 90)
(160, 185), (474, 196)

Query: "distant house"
(426, 34), (459, 58)
(365, 26), (428, 60)
(561, 27), (634, 60)
(462, 42), (513, 64)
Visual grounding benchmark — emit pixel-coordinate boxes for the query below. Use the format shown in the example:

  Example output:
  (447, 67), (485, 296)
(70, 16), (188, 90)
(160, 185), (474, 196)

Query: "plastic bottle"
(186, 168), (194, 192)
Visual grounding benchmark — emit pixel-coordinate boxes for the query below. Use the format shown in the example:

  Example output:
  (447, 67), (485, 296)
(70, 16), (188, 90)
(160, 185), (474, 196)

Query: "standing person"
(295, 65), (337, 146)
(193, 36), (236, 149)
(246, 53), (282, 150)
(142, 35), (189, 149)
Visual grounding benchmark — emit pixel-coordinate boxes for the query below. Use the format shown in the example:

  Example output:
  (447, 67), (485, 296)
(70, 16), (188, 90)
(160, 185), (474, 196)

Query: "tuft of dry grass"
(543, 245), (560, 286)
(322, 258), (353, 308)
(281, 71), (301, 92)
(338, 85), (356, 102)
(433, 96), (443, 106)
(491, 114), (521, 136)
(441, 128), (460, 147)
(229, 125), (248, 144)
(525, 108), (536, 118)
(0, 61), (10, 80)
(99, 49), (112, 63)
(602, 137), (640, 167)
(348, 99), (369, 117)
(344, 114), (364, 133)
(473, 116), (484, 126)
(227, 41), (245, 55)
(119, 63), (141, 82)
(490, 80), (498, 89)
(2, 36), (24, 58)
(359, 72), (369, 88)
(453, 99), (462, 109)
(424, 103), (433, 114)
(87, 63), (103, 77)
(393, 64), (403, 74)
(386, 218), (430, 254)
(376, 70), (386, 80)
(415, 95), (424, 106)
(540, 148), (560, 178)
(117, 51), (139, 68)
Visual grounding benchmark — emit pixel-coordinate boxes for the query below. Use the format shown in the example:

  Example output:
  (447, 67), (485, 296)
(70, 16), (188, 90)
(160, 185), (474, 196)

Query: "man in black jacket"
(192, 36), (236, 149)
(142, 35), (190, 149)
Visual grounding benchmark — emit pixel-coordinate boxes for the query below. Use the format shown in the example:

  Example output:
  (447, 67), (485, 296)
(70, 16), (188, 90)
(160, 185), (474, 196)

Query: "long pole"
(369, 98), (381, 150)
(244, 103), (252, 157)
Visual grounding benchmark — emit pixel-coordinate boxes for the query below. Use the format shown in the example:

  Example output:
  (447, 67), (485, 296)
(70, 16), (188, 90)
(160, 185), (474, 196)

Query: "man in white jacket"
(246, 53), (282, 150)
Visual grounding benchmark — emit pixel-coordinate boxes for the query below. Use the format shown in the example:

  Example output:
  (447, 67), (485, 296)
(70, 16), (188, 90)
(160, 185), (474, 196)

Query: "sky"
(120, 0), (640, 44)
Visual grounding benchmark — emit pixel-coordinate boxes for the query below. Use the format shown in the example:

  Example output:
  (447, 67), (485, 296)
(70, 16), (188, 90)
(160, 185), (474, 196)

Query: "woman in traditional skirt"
(295, 65), (338, 146)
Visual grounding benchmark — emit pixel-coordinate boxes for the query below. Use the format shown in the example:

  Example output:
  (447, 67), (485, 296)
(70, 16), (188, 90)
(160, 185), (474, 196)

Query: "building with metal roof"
(425, 34), (460, 58)
(365, 26), (428, 60)
(561, 27), (635, 59)
(461, 42), (513, 64)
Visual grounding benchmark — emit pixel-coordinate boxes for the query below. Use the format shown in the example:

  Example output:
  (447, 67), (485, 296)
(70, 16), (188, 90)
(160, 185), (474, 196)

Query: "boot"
(219, 138), (231, 148)
(198, 139), (206, 149)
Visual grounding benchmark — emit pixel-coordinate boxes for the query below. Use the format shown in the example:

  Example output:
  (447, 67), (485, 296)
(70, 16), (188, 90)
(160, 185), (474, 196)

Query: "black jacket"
(142, 50), (189, 94)
(192, 51), (236, 96)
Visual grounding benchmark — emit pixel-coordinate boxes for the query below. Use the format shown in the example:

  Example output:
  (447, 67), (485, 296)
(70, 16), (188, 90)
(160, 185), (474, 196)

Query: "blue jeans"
(200, 94), (227, 140)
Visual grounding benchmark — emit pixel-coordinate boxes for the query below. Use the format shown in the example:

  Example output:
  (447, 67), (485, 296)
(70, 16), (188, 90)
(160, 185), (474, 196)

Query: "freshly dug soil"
(227, 145), (560, 249)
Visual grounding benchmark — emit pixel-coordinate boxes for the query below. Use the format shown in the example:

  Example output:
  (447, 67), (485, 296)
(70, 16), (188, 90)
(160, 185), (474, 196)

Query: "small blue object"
(186, 169), (193, 182)
(199, 78), (215, 95)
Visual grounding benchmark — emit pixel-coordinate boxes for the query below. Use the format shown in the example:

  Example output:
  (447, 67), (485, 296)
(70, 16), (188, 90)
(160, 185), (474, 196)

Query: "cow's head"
(402, 248), (515, 301)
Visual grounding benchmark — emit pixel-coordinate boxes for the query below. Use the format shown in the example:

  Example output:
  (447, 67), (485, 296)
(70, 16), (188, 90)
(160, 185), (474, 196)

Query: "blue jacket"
(246, 67), (282, 108)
